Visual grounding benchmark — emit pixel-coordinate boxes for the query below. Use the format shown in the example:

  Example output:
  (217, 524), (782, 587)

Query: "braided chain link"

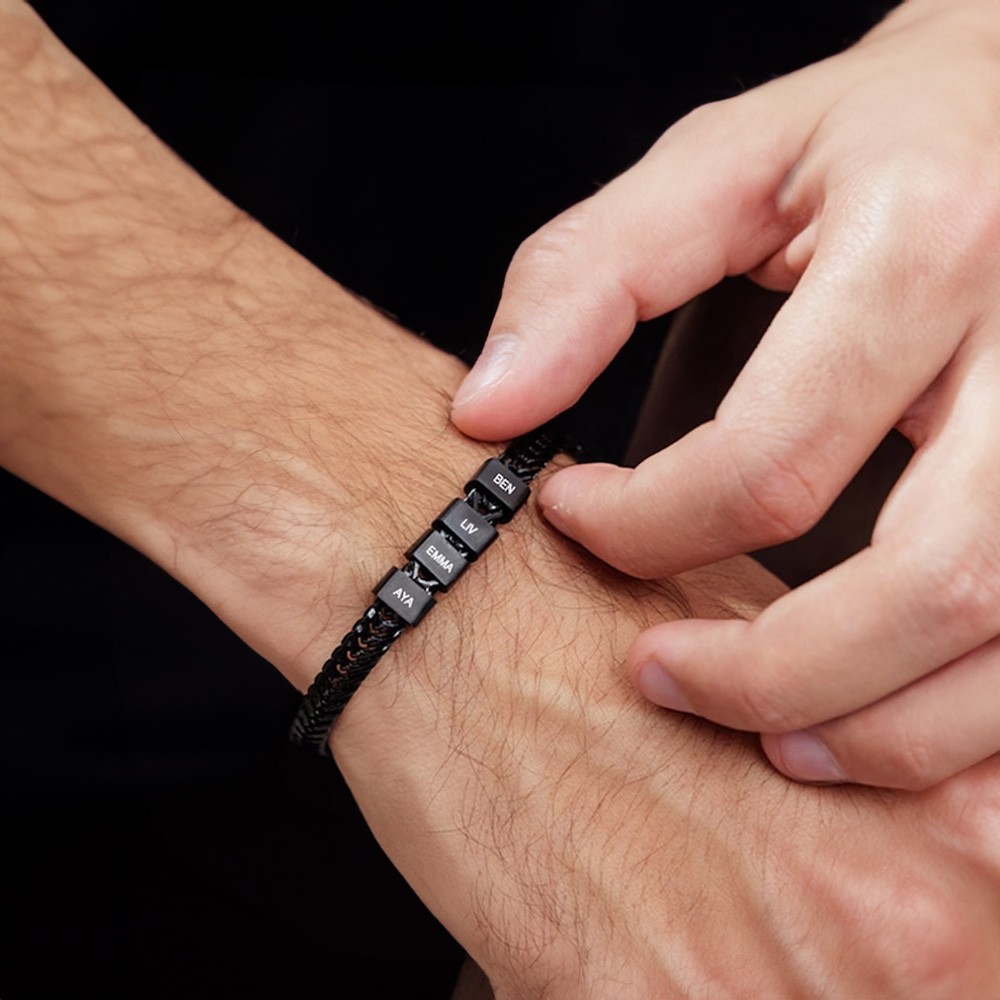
(288, 604), (405, 754)
(289, 424), (563, 755)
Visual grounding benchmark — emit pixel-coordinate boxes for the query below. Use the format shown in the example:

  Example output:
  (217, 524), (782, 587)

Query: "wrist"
(131, 270), (501, 694)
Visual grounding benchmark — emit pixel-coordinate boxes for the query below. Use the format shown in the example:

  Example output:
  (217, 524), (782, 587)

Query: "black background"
(3, 4), (898, 997)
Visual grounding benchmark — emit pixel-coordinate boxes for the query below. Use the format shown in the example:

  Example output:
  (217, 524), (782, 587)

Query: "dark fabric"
(3, 4), (900, 996)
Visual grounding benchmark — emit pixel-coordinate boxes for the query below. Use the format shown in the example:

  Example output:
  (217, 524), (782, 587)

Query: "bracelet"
(288, 426), (563, 755)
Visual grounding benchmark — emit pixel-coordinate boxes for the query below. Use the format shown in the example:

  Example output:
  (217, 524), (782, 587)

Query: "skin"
(452, 0), (1000, 792)
(2, 3), (999, 996)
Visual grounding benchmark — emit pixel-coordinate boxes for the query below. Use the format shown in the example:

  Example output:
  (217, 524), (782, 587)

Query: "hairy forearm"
(0, 1), (493, 689)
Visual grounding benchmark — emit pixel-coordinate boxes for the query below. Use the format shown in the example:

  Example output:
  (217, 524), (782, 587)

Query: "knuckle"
(649, 102), (716, 153)
(668, 99), (733, 137)
(839, 155), (1000, 293)
(507, 206), (594, 280)
(723, 429), (829, 545)
(731, 669), (804, 733)
(880, 727), (943, 791)
(907, 538), (1000, 642)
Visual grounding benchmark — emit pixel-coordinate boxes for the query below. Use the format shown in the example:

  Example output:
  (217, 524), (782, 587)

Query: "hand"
(451, 0), (1000, 791)
(334, 523), (1000, 1000)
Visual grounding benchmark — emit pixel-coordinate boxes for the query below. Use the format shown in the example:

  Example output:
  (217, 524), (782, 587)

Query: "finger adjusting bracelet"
(288, 428), (561, 755)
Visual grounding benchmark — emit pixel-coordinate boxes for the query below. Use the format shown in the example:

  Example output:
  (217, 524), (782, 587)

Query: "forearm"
(0, 2), (493, 690)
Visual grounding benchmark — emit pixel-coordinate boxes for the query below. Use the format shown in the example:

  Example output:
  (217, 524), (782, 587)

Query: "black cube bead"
(407, 530), (469, 590)
(465, 459), (529, 522)
(435, 499), (497, 556)
(374, 568), (434, 625)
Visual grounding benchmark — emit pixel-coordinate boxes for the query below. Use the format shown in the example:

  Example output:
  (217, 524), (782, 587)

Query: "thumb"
(450, 95), (805, 441)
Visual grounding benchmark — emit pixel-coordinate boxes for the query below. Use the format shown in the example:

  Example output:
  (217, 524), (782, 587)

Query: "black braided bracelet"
(289, 425), (563, 755)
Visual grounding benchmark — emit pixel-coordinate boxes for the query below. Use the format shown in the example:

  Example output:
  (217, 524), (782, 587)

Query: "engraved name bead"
(435, 499), (497, 556)
(374, 568), (435, 625)
(466, 458), (530, 522)
(407, 530), (469, 589)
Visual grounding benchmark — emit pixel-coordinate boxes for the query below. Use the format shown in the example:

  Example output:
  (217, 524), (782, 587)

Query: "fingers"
(627, 338), (1000, 789)
(537, 211), (969, 578)
(629, 517), (999, 727)
(625, 410), (1000, 728)
(761, 637), (1000, 790)
(451, 92), (812, 441)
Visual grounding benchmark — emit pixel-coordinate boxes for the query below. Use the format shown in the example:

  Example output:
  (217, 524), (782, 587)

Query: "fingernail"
(635, 662), (693, 713)
(777, 731), (847, 784)
(452, 334), (518, 410)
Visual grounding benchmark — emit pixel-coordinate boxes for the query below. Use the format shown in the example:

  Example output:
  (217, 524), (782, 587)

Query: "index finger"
(538, 202), (970, 578)
(450, 81), (822, 441)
